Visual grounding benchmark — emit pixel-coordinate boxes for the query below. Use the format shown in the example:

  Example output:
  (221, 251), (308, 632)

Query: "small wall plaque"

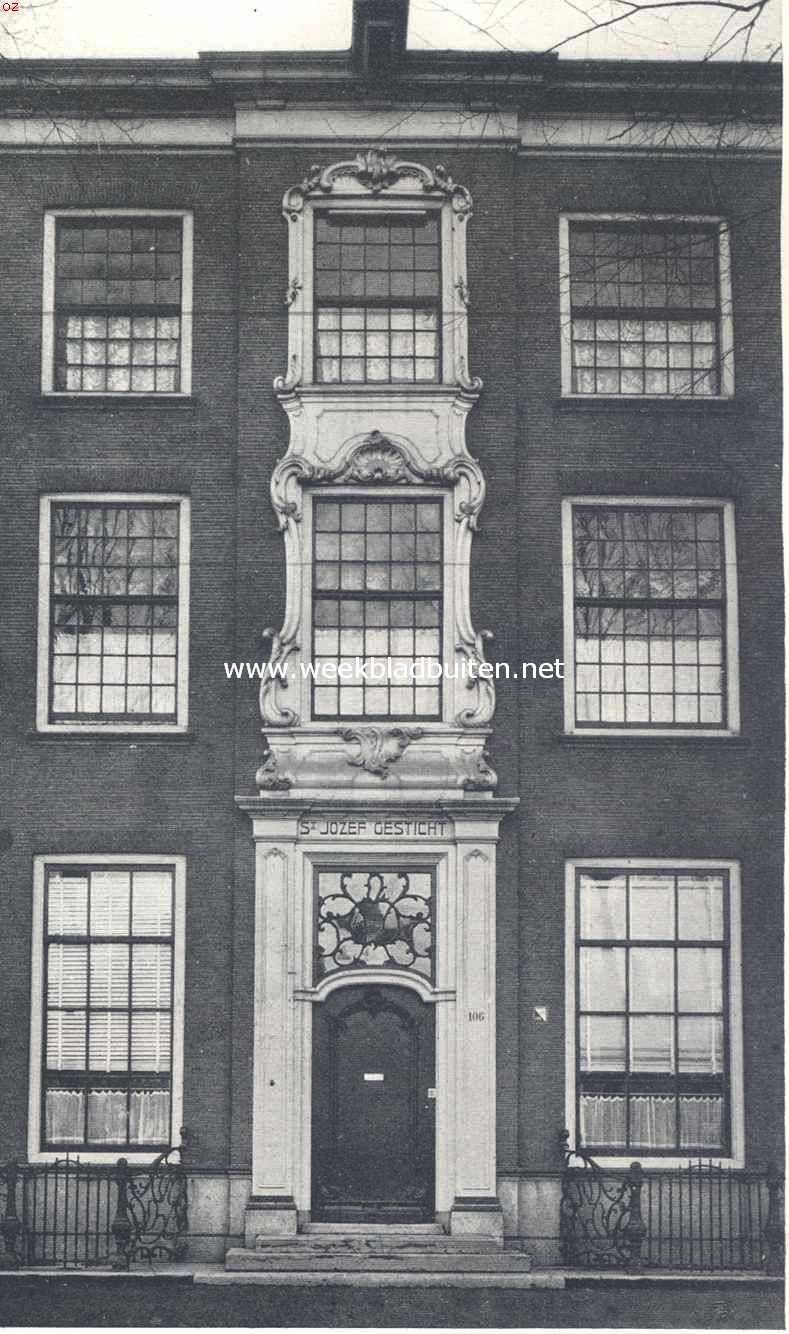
(363, 1072), (384, 1082)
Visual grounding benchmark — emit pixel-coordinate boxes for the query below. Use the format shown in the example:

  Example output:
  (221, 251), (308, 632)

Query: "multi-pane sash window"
(43, 865), (175, 1151)
(45, 500), (184, 725)
(569, 502), (732, 728)
(575, 867), (730, 1155)
(49, 216), (187, 393)
(312, 497), (443, 719)
(314, 212), (440, 383)
(566, 221), (727, 397)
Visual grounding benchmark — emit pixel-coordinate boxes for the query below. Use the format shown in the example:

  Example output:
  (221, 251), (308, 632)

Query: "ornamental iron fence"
(559, 1131), (784, 1273)
(0, 1148), (187, 1270)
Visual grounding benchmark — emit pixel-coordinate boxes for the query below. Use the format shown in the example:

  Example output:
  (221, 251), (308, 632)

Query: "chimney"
(351, 0), (409, 81)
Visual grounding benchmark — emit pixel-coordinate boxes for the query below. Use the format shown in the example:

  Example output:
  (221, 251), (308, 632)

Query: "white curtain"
(45, 1089), (84, 1143)
(87, 1090), (127, 1143)
(679, 1096), (723, 1148)
(130, 1090), (170, 1145)
(580, 1095), (626, 1147)
(630, 1094), (676, 1147)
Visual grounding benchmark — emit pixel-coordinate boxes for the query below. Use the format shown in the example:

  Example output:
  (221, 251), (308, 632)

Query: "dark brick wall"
(0, 141), (782, 1177)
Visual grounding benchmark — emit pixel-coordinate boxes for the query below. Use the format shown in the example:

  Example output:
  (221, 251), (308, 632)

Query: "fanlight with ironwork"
(316, 870), (432, 980)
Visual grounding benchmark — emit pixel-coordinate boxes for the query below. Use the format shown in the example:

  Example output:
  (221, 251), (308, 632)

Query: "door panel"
(311, 985), (435, 1222)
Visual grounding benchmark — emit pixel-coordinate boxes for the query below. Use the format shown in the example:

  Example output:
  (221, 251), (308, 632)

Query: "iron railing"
(0, 1148), (188, 1270)
(559, 1131), (784, 1273)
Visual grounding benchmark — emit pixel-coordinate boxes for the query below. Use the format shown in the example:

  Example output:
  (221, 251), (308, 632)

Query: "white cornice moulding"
(0, 110), (777, 154)
(0, 115), (235, 147)
(518, 112), (781, 153)
(235, 106), (520, 143)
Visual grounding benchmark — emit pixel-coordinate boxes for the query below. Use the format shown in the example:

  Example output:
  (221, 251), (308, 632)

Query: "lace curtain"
(45, 1089), (169, 1146)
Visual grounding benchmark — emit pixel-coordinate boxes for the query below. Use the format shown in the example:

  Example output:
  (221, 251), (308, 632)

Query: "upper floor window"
(279, 154), (474, 393)
(36, 495), (190, 733)
(314, 211), (440, 385)
(42, 211), (193, 396)
(311, 495), (443, 720)
(29, 856), (185, 1160)
(562, 498), (740, 736)
(566, 860), (743, 1164)
(559, 217), (733, 399)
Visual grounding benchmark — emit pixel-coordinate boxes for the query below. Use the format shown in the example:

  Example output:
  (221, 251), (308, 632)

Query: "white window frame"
(561, 495), (740, 738)
(41, 209), (194, 397)
(564, 857), (744, 1170)
(558, 214), (734, 401)
(281, 160), (472, 394)
(28, 853), (186, 1164)
(36, 492), (191, 734)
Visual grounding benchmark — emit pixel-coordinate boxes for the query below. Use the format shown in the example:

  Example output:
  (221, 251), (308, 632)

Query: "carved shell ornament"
(283, 150), (473, 218)
(339, 725), (424, 778)
(270, 431), (486, 530)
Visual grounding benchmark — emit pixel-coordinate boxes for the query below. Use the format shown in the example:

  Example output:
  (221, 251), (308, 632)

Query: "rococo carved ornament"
(460, 745), (498, 792)
(339, 725), (425, 778)
(455, 629), (496, 727)
(255, 747), (292, 791)
(283, 150), (473, 219)
(259, 625), (301, 728)
(270, 431), (485, 530)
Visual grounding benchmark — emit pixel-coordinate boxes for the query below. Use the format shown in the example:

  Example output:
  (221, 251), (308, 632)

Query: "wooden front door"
(311, 985), (435, 1222)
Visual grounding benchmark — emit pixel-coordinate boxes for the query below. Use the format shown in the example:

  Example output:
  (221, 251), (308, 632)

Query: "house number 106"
(468, 1010), (486, 1021)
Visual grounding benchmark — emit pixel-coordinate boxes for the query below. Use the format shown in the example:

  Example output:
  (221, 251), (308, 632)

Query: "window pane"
(90, 870), (130, 934)
(579, 947), (626, 1011)
(678, 875), (724, 939)
(132, 871), (173, 935)
(678, 948), (723, 1012)
(47, 873), (88, 935)
(678, 1016), (724, 1073)
(579, 874), (626, 938)
(580, 1016), (626, 1071)
(630, 1015), (674, 1072)
(629, 874), (675, 939)
(630, 947), (674, 1011)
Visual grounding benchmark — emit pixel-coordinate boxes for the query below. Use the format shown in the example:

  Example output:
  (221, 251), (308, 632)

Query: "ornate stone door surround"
(235, 797), (517, 1243)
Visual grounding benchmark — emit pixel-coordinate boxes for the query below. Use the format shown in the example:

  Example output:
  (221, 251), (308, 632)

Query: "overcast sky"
(0, 0), (781, 63)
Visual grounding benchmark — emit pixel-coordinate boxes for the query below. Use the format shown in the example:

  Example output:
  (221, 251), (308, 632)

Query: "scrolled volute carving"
(282, 150), (473, 218)
(339, 725), (424, 778)
(259, 625), (301, 728)
(456, 629), (496, 727)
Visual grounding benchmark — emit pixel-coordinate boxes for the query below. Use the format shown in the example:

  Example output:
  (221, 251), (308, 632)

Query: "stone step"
(305, 1222), (445, 1235)
(226, 1249), (532, 1274)
(254, 1234), (502, 1253)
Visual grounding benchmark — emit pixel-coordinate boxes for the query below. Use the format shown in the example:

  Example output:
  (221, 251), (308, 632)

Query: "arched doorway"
(311, 984), (435, 1222)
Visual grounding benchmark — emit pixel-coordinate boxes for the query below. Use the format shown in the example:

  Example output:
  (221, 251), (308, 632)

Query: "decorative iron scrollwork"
(317, 869), (433, 979)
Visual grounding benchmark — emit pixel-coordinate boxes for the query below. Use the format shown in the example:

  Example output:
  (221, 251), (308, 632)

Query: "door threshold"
(304, 1222), (444, 1235)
